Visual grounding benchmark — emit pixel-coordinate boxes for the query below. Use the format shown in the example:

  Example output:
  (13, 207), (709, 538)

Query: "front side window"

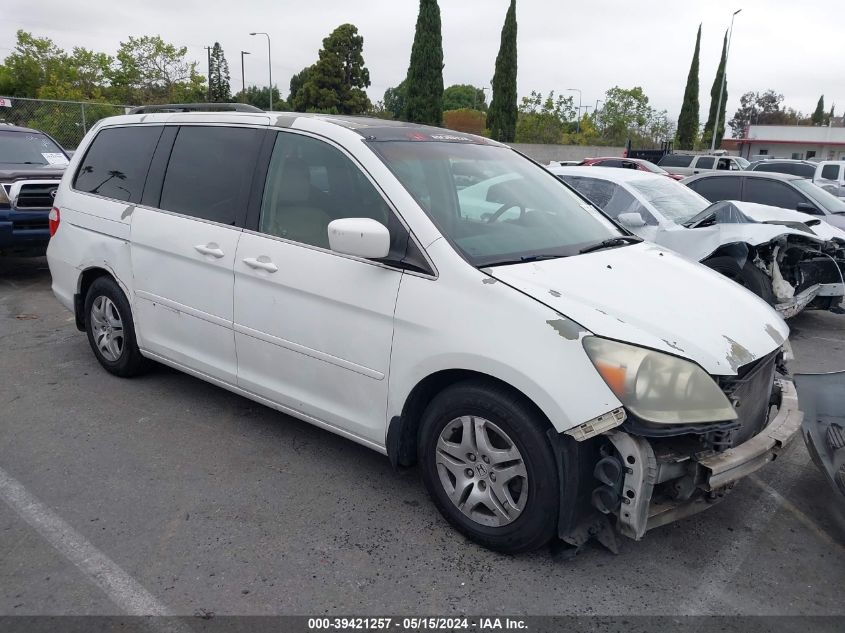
(159, 126), (261, 224)
(629, 176), (711, 224)
(259, 132), (394, 251)
(74, 126), (162, 202)
(0, 130), (67, 166)
(369, 141), (620, 266)
(743, 178), (804, 210)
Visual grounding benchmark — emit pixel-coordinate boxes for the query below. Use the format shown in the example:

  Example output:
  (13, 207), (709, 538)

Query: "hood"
(732, 201), (845, 242)
(488, 242), (788, 376)
(0, 164), (66, 181)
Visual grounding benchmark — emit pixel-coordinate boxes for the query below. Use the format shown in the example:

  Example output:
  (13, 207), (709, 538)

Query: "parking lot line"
(0, 464), (173, 617)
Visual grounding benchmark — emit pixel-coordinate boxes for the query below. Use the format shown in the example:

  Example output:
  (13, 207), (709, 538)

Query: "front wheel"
(418, 380), (560, 553)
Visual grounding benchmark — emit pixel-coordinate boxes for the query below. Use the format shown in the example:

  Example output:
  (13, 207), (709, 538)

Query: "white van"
(46, 110), (800, 552)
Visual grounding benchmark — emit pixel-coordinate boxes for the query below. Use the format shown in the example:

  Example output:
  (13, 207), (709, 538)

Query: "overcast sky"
(4, 0), (844, 125)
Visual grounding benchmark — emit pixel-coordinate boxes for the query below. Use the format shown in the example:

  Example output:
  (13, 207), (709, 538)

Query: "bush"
(442, 108), (486, 135)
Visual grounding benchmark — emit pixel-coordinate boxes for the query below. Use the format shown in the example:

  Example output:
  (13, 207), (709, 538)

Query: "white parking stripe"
(0, 464), (173, 616)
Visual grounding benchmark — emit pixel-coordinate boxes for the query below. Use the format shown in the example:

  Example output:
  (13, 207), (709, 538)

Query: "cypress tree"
(676, 25), (701, 150)
(827, 103), (835, 126)
(209, 42), (231, 103)
(812, 95), (825, 125)
(487, 0), (518, 142)
(702, 30), (728, 149)
(404, 0), (444, 125)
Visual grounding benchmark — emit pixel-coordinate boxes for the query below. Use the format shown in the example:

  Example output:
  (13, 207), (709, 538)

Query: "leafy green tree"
(233, 85), (284, 110)
(812, 95), (825, 125)
(593, 86), (668, 146)
(701, 30), (728, 149)
(292, 24), (371, 114)
(676, 24), (701, 150)
(487, 0), (518, 142)
(404, 0), (444, 125)
(383, 80), (408, 119)
(514, 91), (574, 143)
(0, 30), (70, 98)
(443, 84), (487, 112)
(727, 90), (812, 135)
(209, 42), (231, 102)
(288, 66), (311, 110)
(110, 35), (205, 104)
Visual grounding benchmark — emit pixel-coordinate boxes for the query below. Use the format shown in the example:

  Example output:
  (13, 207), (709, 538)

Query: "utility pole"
(240, 51), (251, 101)
(711, 9), (742, 152)
(205, 46), (212, 102)
(567, 88), (582, 134)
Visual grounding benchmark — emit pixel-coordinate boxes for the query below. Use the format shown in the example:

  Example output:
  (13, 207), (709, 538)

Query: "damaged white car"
(550, 166), (845, 318)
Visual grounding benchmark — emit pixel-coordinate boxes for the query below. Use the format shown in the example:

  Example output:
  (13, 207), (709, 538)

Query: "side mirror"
(796, 202), (822, 216)
(327, 218), (390, 259)
(617, 212), (646, 227)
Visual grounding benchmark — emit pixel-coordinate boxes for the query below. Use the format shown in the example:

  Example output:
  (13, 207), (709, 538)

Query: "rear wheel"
(418, 380), (560, 553)
(704, 256), (775, 305)
(84, 277), (150, 377)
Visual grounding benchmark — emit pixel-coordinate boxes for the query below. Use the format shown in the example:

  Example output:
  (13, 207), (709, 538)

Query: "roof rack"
(127, 103), (264, 115)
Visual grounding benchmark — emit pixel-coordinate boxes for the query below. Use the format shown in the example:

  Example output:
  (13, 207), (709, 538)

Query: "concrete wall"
(509, 143), (626, 163)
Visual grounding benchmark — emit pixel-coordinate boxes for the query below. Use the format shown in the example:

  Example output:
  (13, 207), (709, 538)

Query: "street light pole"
(249, 32), (272, 111)
(240, 51), (251, 101)
(567, 88), (582, 134)
(711, 9), (742, 152)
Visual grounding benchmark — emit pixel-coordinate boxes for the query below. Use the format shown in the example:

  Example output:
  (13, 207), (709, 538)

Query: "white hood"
(488, 243), (788, 376)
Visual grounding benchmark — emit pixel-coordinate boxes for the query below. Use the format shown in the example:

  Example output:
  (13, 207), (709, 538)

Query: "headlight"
(583, 336), (737, 425)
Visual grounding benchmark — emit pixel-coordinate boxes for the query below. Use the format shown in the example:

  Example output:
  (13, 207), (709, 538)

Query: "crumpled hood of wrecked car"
(487, 242), (788, 376)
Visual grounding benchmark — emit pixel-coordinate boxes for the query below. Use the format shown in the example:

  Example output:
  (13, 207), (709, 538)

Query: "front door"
(234, 131), (403, 444)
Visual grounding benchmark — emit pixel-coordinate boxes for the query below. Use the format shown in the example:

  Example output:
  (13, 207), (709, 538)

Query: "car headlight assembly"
(583, 336), (737, 425)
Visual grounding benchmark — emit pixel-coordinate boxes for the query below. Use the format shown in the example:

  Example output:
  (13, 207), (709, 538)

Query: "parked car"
(0, 124), (69, 256)
(748, 158), (817, 179)
(657, 153), (749, 177)
(547, 160), (580, 167)
(49, 111), (802, 553)
(576, 156), (684, 180)
(682, 171), (845, 231)
(550, 166), (845, 318)
(813, 160), (845, 199)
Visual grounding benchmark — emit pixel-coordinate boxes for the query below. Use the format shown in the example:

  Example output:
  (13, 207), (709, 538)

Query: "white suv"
(47, 111), (800, 552)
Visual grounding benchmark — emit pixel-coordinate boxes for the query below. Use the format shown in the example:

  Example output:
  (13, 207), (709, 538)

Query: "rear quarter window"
(658, 154), (694, 168)
(73, 126), (163, 202)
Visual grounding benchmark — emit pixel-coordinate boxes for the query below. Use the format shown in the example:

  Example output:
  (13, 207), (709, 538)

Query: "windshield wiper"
(578, 235), (642, 254)
(482, 253), (569, 267)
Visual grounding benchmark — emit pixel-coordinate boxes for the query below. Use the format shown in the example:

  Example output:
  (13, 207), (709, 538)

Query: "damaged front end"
(555, 348), (803, 549)
(753, 234), (845, 318)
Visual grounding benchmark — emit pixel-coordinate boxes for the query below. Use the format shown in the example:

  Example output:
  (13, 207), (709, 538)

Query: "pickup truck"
(0, 124), (68, 256)
(814, 161), (845, 199)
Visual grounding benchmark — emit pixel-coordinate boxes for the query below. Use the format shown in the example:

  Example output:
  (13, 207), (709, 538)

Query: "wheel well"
(74, 267), (113, 331)
(386, 369), (552, 469)
(704, 242), (753, 267)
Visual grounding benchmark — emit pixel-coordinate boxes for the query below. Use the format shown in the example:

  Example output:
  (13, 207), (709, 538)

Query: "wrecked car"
(48, 111), (801, 553)
(550, 166), (845, 318)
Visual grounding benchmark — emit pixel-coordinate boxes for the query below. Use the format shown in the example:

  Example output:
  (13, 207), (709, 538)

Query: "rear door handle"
(194, 244), (225, 258)
(242, 257), (278, 273)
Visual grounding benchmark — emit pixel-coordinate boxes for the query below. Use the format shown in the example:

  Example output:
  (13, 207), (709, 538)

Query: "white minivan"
(47, 110), (801, 552)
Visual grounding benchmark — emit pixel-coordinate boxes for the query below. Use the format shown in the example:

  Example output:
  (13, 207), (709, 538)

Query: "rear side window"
(821, 164), (840, 180)
(743, 178), (805, 210)
(74, 126), (163, 202)
(688, 176), (742, 202)
(658, 154), (693, 167)
(695, 156), (715, 169)
(158, 126), (261, 224)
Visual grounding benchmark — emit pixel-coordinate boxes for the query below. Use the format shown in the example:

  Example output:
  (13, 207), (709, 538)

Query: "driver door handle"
(242, 257), (278, 273)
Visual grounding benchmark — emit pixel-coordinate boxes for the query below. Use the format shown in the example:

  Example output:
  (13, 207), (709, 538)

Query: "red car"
(577, 156), (684, 180)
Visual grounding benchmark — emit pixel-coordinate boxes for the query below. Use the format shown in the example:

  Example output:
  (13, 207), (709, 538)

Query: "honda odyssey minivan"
(47, 110), (801, 553)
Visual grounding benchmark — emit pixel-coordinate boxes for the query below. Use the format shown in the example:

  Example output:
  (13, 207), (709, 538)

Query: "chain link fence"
(0, 96), (131, 150)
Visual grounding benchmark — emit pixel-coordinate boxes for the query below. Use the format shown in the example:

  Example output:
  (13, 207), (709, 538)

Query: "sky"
(3, 0), (844, 126)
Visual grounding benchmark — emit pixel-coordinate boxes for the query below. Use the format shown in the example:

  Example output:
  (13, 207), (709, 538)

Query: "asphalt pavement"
(1, 256), (843, 617)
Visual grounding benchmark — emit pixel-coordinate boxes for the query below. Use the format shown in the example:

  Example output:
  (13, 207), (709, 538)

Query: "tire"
(418, 380), (560, 553)
(83, 276), (151, 377)
(704, 255), (776, 305)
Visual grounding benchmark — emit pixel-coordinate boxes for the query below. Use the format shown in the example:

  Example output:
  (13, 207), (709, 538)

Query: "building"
(735, 124), (845, 161)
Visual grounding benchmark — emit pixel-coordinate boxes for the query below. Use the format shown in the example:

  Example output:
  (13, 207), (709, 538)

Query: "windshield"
(369, 141), (621, 266)
(0, 130), (67, 166)
(793, 178), (845, 214)
(629, 177), (711, 224)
